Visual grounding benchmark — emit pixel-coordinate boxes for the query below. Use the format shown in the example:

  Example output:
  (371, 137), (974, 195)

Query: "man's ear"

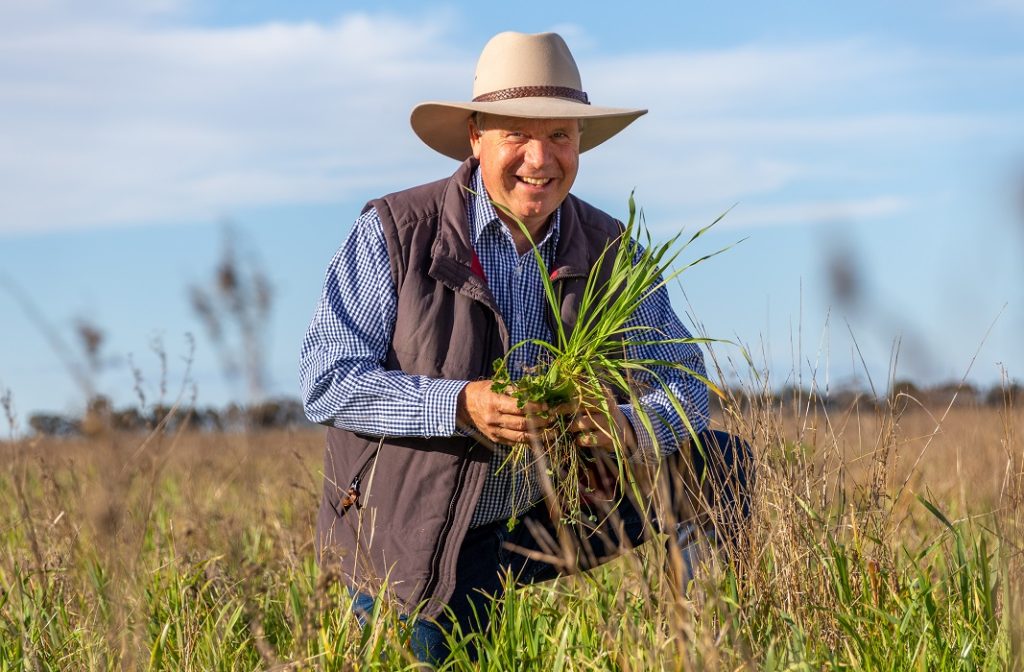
(468, 118), (483, 159)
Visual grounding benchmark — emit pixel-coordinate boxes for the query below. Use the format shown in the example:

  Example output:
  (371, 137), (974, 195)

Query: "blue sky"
(1, 0), (1022, 420)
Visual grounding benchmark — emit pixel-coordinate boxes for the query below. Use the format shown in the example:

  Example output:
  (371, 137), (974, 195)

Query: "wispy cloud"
(0, 7), (464, 234)
(0, 7), (1018, 235)
(650, 113), (1012, 145)
(721, 195), (912, 230)
(584, 40), (924, 113)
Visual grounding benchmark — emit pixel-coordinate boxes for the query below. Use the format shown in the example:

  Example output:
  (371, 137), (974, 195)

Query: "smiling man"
(468, 114), (579, 252)
(300, 31), (751, 662)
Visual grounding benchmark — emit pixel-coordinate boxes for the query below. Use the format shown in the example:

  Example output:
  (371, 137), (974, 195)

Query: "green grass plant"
(490, 194), (727, 526)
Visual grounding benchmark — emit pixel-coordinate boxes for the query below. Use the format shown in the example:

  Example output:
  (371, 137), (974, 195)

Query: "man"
(300, 31), (750, 661)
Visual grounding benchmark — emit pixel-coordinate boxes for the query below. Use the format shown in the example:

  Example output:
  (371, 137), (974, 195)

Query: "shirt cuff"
(618, 404), (659, 465)
(422, 378), (471, 437)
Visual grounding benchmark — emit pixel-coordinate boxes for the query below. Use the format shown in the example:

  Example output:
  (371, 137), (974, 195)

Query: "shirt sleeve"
(299, 207), (469, 436)
(615, 248), (710, 463)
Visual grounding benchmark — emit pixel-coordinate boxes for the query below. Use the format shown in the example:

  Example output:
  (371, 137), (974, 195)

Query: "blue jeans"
(349, 429), (752, 664)
(348, 590), (448, 662)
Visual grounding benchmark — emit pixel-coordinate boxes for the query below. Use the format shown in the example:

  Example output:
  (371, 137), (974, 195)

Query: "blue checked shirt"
(300, 168), (709, 527)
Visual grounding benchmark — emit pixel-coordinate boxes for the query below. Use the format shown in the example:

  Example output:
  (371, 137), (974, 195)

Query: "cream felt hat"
(411, 31), (647, 160)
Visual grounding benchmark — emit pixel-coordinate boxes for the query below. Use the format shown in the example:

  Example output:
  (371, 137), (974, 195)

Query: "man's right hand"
(456, 380), (555, 446)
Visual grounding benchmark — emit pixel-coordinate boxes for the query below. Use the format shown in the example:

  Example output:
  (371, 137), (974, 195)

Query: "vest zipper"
(422, 444), (474, 601)
(422, 283), (496, 601)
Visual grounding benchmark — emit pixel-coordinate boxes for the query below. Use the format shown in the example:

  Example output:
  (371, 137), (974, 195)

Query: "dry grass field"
(1, 390), (1021, 669)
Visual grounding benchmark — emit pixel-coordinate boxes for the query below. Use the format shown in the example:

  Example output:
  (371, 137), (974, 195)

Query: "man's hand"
(554, 387), (638, 454)
(457, 380), (556, 446)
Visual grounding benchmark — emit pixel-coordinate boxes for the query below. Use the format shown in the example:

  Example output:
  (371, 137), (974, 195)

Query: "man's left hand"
(553, 387), (637, 454)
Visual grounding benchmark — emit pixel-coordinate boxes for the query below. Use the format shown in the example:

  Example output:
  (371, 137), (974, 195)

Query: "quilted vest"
(315, 158), (623, 617)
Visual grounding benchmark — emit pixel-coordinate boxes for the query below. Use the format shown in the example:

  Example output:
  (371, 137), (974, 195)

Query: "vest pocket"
(331, 439), (383, 516)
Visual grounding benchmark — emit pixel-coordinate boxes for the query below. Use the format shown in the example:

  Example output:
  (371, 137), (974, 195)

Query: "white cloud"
(0, 8), (1016, 235)
(0, 0), (187, 31)
(719, 195), (912, 230)
(649, 113), (1011, 145)
(0, 9), (468, 234)
(581, 40), (922, 114)
(579, 150), (804, 207)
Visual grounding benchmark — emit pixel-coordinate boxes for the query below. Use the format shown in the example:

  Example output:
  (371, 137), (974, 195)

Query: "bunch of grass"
(490, 194), (725, 526)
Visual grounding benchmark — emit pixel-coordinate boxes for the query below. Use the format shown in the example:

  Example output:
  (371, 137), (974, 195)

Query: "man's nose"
(522, 139), (553, 168)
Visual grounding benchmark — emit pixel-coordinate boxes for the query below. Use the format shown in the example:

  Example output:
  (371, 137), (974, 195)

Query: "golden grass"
(0, 397), (1020, 668)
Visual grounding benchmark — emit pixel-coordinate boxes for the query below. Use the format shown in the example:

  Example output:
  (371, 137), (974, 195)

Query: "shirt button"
(438, 423), (445, 432)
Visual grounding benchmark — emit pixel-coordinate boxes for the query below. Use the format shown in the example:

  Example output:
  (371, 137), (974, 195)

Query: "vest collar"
(427, 159), (497, 316)
(549, 191), (595, 282)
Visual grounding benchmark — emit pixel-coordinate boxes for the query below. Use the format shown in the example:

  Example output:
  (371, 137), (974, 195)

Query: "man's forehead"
(484, 115), (579, 131)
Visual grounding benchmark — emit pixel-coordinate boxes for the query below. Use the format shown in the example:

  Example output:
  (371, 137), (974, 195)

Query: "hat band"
(472, 85), (590, 104)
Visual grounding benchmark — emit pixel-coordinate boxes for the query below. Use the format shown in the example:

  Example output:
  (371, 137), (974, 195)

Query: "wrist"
(456, 380), (489, 432)
(618, 404), (656, 463)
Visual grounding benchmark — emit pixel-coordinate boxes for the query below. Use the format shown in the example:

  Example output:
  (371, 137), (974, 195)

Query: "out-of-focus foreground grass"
(0, 393), (1021, 670)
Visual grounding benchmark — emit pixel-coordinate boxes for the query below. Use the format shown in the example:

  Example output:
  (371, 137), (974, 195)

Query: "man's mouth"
(517, 176), (552, 186)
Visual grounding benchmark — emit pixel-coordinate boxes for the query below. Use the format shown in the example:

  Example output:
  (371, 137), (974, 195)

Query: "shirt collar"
(468, 166), (561, 250)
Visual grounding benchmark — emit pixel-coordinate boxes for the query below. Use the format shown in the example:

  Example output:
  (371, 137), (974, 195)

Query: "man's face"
(469, 115), (581, 232)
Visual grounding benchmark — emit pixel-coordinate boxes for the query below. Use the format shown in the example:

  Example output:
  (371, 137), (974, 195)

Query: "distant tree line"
(724, 379), (1021, 414)
(27, 395), (316, 438)
(25, 379), (1020, 438)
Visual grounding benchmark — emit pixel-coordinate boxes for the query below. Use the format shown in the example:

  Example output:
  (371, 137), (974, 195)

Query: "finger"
(567, 415), (604, 433)
(486, 394), (523, 416)
(577, 428), (615, 451)
(494, 428), (535, 445)
(580, 400), (613, 420)
(575, 428), (601, 448)
(492, 414), (536, 433)
(530, 412), (563, 432)
(520, 399), (550, 415)
(489, 392), (549, 416)
(550, 399), (579, 416)
(481, 415), (555, 443)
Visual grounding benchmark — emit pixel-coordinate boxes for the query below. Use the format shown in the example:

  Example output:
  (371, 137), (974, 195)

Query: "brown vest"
(315, 158), (623, 617)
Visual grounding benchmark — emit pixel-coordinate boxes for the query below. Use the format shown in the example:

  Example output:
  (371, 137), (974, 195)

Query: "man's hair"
(471, 111), (585, 136)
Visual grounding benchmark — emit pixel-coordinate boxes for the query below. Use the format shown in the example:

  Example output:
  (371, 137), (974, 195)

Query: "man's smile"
(517, 176), (553, 186)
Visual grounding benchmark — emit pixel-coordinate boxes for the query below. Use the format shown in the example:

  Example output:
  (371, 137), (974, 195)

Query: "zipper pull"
(340, 476), (360, 510)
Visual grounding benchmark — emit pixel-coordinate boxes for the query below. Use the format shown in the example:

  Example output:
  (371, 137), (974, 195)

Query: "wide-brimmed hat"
(411, 31), (647, 161)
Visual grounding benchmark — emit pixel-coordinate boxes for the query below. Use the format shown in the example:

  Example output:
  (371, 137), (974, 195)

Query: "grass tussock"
(0, 386), (1021, 669)
(489, 195), (724, 527)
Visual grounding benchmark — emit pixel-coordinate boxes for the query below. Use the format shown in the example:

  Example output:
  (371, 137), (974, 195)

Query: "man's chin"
(520, 212), (557, 230)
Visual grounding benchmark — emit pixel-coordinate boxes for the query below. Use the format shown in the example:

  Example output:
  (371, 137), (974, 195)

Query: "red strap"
(470, 251), (487, 283)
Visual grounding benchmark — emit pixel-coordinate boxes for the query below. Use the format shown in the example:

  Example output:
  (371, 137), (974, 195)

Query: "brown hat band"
(472, 85), (590, 104)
